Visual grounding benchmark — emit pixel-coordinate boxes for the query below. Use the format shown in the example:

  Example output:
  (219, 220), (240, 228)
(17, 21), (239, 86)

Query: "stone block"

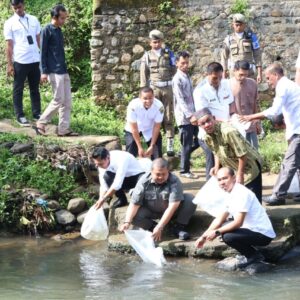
(132, 44), (144, 55)
(48, 200), (60, 211)
(77, 210), (88, 224)
(55, 209), (76, 225)
(10, 143), (34, 154)
(111, 37), (119, 47)
(107, 57), (119, 64)
(121, 53), (132, 64)
(67, 198), (87, 214)
(90, 39), (104, 47)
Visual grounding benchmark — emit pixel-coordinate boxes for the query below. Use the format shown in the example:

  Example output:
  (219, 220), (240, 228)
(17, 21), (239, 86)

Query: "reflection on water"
(0, 237), (300, 300)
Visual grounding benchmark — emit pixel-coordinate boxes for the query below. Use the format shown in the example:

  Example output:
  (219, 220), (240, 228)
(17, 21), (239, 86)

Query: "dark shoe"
(112, 198), (128, 208)
(172, 223), (190, 240)
(33, 114), (41, 121)
(263, 195), (286, 206)
(237, 252), (265, 269)
(17, 116), (30, 127)
(58, 131), (79, 137)
(32, 125), (46, 136)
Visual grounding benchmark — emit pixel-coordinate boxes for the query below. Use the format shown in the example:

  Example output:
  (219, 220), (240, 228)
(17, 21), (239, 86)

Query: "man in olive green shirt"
(191, 107), (263, 202)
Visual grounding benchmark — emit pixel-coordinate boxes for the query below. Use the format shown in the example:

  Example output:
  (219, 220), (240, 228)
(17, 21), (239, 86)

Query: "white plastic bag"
(125, 229), (166, 267)
(230, 114), (251, 138)
(193, 176), (226, 217)
(288, 173), (300, 194)
(80, 206), (109, 240)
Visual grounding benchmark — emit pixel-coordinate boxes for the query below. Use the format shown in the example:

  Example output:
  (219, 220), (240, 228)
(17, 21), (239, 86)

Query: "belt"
(152, 80), (172, 88)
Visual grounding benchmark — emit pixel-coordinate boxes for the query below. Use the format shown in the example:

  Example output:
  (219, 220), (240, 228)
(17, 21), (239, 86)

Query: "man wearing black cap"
(191, 107), (263, 202)
(140, 30), (176, 156)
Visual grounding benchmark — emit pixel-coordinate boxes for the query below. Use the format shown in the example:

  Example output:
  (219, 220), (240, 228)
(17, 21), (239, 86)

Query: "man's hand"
(144, 145), (154, 157)
(40, 74), (48, 84)
(7, 63), (14, 77)
(209, 166), (219, 177)
(238, 114), (252, 123)
(94, 198), (105, 210)
(256, 73), (262, 84)
(152, 225), (163, 241)
(195, 236), (206, 248)
(205, 230), (217, 241)
(138, 147), (145, 158)
(119, 222), (130, 232)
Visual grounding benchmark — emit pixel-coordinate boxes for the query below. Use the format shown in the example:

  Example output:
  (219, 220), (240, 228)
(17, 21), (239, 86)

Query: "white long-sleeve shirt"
(263, 76), (300, 140)
(99, 150), (143, 194)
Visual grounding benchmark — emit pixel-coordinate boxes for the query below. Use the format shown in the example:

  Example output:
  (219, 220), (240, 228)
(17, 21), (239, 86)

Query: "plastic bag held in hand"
(125, 229), (166, 267)
(80, 206), (109, 240)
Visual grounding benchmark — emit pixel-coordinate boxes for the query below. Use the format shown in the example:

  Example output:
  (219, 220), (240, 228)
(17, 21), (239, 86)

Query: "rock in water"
(244, 261), (274, 275)
(67, 198), (86, 214)
(55, 209), (76, 225)
(215, 256), (246, 271)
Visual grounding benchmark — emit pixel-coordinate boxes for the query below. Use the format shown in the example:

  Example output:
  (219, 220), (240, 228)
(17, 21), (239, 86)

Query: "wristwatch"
(215, 230), (221, 236)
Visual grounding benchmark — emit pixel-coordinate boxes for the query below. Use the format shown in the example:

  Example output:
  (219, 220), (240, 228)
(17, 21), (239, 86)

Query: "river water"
(0, 237), (300, 300)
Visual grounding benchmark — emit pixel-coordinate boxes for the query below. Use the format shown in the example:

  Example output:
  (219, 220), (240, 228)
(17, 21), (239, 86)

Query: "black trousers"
(13, 62), (41, 118)
(103, 171), (144, 201)
(124, 130), (162, 160)
(179, 124), (199, 173)
(245, 162), (262, 203)
(222, 228), (272, 258)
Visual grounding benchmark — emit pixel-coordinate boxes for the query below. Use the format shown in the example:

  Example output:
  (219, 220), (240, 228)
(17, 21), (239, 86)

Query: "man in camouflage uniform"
(220, 13), (263, 83)
(192, 107), (263, 203)
(140, 30), (176, 156)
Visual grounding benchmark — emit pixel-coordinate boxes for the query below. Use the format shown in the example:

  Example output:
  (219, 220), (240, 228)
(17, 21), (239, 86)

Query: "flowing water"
(0, 237), (300, 300)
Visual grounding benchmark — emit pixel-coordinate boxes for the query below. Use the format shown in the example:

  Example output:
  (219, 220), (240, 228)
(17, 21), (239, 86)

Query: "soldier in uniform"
(140, 30), (176, 156)
(220, 13), (262, 83)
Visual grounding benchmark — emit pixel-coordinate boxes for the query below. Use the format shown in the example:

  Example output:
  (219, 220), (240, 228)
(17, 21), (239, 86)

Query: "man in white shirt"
(3, 0), (41, 126)
(193, 62), (234, 179)
(92, 147), (144, 209)
(295, 50), (300, 85)
(240, 63), (300, 205)
(124, 87), (164, 159)
(195, 167), (275, 269)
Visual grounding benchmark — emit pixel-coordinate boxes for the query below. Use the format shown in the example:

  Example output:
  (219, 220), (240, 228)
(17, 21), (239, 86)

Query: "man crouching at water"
(195, 167), (276, 268)
(120, 158), (196, 241)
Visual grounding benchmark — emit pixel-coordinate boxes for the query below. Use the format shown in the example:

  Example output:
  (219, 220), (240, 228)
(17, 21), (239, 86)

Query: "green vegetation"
(230, 0), (250, 18)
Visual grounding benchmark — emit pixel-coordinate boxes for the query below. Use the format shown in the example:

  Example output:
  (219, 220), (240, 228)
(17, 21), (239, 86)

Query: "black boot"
(172, 223), (190, 240)
(112, 197), (128, 208)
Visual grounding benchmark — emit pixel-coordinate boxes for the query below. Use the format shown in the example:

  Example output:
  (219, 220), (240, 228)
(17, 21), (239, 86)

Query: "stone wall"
(91, 0), (300, 103)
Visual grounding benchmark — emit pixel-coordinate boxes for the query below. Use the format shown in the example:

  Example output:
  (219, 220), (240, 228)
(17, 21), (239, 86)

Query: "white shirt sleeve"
(35, 18), (41, 35)
(99, 168), (108, 195)
(263, 83), (285, 118)
(127, 102), (137, 123)
(3, 19), (13, 40)
(296, 50), (300, 68)
(111, 158), (130, 191)
(154, 104), (164, 123)
(193, 87), (209, 111)
(223, 79), (234, 105)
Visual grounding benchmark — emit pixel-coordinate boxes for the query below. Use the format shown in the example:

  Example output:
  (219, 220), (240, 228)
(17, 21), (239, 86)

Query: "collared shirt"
(225, 183), (276, 238)
(99, 150), (144, 194)
(3, 13), (41, 64)
(296, 50), (300, 68)
(263, 76), (300, 140)
(230, 77), (259, 132)
(125, 98), (164, 142)
(173, 69), (196, 126)
(204, 122), (262, 184)
(40, 23), (67, 74)
(194, 78), (234, 138)
(131, 172), (184, 214)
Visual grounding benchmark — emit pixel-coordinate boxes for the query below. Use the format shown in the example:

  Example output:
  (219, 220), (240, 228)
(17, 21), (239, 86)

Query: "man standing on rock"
(191, 107), (263, 202)
(35, 4), (77, 136)
(4, 0), (41, 126)
(92, 147), (144, 209)
(195, 167), (275, 269)
(173, 51), (199, 179)
(124, 87), (164, 159)
(193, 62), (234, 180)
(221, 13), (262, 83)
(230, 60), (261, 149)
(240, 63), (300, 206)
(140, 30), (176, 156)
(120, 158), (196, 241)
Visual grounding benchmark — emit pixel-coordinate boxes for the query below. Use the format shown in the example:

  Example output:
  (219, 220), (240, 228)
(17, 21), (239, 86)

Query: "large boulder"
(77, 210), (88, 224)
(67, 198), (87, 214)
(55, 209), (76, 225)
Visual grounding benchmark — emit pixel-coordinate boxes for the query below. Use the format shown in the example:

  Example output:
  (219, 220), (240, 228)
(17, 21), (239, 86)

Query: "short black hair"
(50, 4), (67, 18)
(140, 86), (154, 95)
(11, 0), (24, 5)
(234, 60), (250, 71)
(207, 62), (223, 74)
(176, 51), (190, 62)
(91, 147), (109, 160)
(271, 114), (285, 127)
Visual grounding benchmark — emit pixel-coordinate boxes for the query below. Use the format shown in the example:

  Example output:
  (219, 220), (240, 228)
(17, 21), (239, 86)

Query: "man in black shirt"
(34, 4), (77, 136)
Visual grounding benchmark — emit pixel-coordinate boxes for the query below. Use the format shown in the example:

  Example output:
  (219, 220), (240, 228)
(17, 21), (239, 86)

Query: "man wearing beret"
(140, 30), (176, 156)
(220, 13), (262, 83)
